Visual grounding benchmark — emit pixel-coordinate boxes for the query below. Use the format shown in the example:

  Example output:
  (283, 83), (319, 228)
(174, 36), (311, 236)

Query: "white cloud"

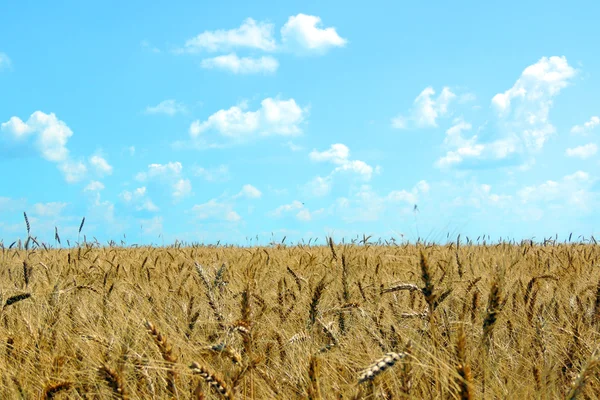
(189, 97), (306, 141)
(571, 116), (599, 135)
(84, 180), (105, 192)
(269, 200), (323, 221)
(235, 184), (262, 199)
(309, 143), (349, 164)
(391, 116), (407, 129)
(334, 160), (374, 179)
(444, 119), (472, 147)
(492, 56), (575, 151)
(283, 141), (303, 151)
(192, 199), (241, 222)
(141, 40), (161, 53)
(492, 56), (576, 116)
(304, 176), (332, 197)
(309, 143), (377, 181)
(201, 53), (278, 74)
(32, 202), (67, 217)
(450, 183), (512, 210)
(136, 161), (192, 200)
(89, 155), (113, 176)
(517, 171), (596, 213)
(0, 111), (89, 183)
(391, 87), (456, 129)
(436, 138), (517, 169)
(194, 164), (230, 182)
(120, 186), (159, 212)
(270, 200), (304, 216)
(140, 216), (163, 236)
(566, 143), (597, 159)
(136, 161), (183, 181)
(173, 179), (192, 199)
(437, 56), (576, 170)
(335, 181), (429, 222)
(2, 111), (73, 162)
(189, 120), (202, 136)
(145, 100), (186, 116)
(0, 52), (10, 69)
(416, 180), (430, 194)
(0, 197), (21, 213)
(59, 160), (87, 183)
(281, 14), (347, 53)
(182, 18), (276, 53)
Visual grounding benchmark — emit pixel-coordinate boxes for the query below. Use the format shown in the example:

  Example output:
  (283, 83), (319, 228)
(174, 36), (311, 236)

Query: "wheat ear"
(189, 361), (234, 400)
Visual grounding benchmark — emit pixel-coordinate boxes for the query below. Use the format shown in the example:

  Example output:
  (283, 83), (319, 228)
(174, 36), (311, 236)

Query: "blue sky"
(1, 0), (600, 246)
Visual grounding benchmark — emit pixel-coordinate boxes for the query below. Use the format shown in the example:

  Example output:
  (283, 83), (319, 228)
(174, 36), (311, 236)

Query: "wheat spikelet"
(189, 361), (234, 400)
(98, 364), (128, 400)
(328, 237), (337, 260)
(42, 381), (72, 399)
(483, 278), (503, 346)
(143, 320), (177, 396)
(381, 283), (421, 294)
(455, 324), (474, 400)
(565, 350), (600, 400)
(194, 262), (225, 328)
(309, 277), (328, 327)
(4, 293), (31, 309)
(419, 251), (436, 319)
(307, 355), (322, 400)
(358, 352), (405, 383)
(204, 343), (242, 365)
(23, 211), (30, 237)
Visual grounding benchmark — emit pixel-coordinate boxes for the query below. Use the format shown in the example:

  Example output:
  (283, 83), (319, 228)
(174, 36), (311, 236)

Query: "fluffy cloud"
(136, 162), (183, 181)
(192, 199), (241, 222)
(0, 52), (10, 70)
(392, 87), (456, 129)
(309, 143), (349, 164)
(193, 164), (231, 182)
(141, 40), (161, 53)
(449, 183), (512, 210)
(145, 100), (186, 116)
(492, 56), (576, 150)
(2, 111), (73, 162)
(280, 14), (347, 53)
(84, 180), (105, 192)
(437, 56), (576, 170)
(89, 155), (113, 176)
(335, 181), (429, 222)
(571, 116), (599, 135)
(492, 56), (576, 116)
(201, 53), (278, 74)
(182, 18), (276, 53)
(189, 97), (306, 141)
(173, 179), (192, 199)
(58, 160), (88, 183)
(120, 186), (159, 212)
(304, 176), (332, 197)
(0, 111), (91, 183)
(518, 171), (596, 213)
(269, 200), (324, 221)
(136, 162), (191, 200)
(32, 202), (68, 217)
(235, 184), (262, 199)
(566, 143), (597, 159)
(140, 216), (163, 236)
(443, 119), (473, 147)
(309, 143), (377, 181)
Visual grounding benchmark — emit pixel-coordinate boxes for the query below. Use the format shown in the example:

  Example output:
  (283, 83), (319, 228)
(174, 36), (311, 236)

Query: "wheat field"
(1, 237), (599, 399)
